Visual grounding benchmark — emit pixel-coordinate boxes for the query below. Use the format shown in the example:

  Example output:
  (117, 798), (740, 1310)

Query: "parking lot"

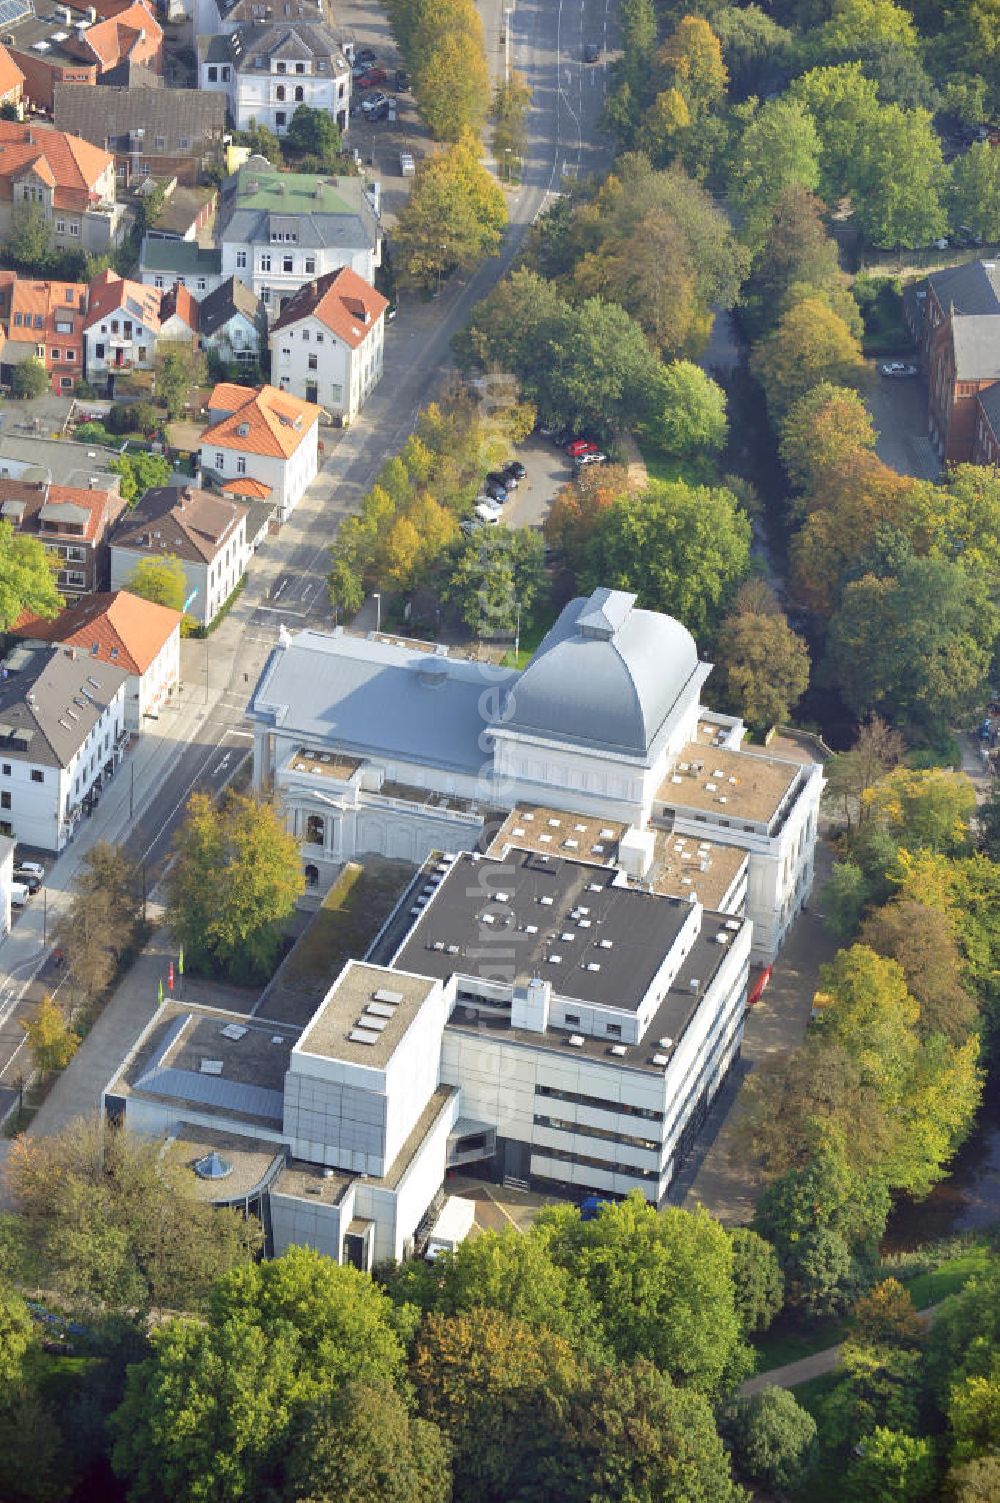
(499, 434), (575, 530)
(867, 360), (942, 481)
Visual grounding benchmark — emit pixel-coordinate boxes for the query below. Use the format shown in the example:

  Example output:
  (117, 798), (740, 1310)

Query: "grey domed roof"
(504, 589), (699, 756)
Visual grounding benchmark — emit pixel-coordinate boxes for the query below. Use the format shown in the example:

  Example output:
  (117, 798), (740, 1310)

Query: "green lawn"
(279, 859), (415, 990)
(902, 1241), (991, 1310)
(636, 445), (717, 487)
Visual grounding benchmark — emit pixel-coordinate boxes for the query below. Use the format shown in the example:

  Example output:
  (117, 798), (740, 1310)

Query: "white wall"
(200, 424), (317, 522)
(133, 625), (181, 727)
(220, 241), (380, 313)
(0, 839), (13, 940)
(84, 316), (158, 376)
(271, 309), (385, 421)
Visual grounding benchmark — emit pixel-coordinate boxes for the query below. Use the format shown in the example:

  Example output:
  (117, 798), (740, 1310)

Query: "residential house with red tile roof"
(7, 1), (161, 113)
(3, 278), (87, 394)
(270, 267), (388, 424)
(199, 382), (321, 523)
(0, 42), (25, 111)
(15, 588), (181, 729)
(158, 282), (200, 345)
(83, 266), (161, 379)
(0, 119), (121, 252)
(0, 474), (125, 595)
(109, 484), (249, 627)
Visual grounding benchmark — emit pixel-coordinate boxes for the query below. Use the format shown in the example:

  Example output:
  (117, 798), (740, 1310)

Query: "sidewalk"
(739, 1303), (941, 1397)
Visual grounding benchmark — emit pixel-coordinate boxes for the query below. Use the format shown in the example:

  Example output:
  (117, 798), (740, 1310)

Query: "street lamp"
(373, 592), (381, 634)
(504, 6), (513, 84)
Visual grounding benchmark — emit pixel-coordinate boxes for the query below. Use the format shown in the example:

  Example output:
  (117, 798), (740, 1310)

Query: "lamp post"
(504, 6), (513, 84)
(373, 592), (381, 634)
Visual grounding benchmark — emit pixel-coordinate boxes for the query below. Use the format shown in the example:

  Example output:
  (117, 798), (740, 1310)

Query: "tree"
(550, 1359), (747, 1503)
(492, 73), (531, 179)
(845, 1426), (935, 1503)
(6, 199), (52, 270)
(790, 451), (913, 615)
(52, 841), (144, 1010)
(12, 357), (49, 400)
(544, 463), (629, 575)
(110, 450), (173, 505)
(951, 142), (1000, 243)
(155, 343), (207, 420)
(112, 1246), (404, 1503)
(825, 557), (998, 734)
(658, 15), (728, 113)
(640, 359), (728, 456)
(166, 790), (304, 982)
(406, 0), (490, 141)
(946, 1455), (1000, 1503)
(863, 767), (976, 856)
(813, 0), (919, 65)
(780, 381), (878, 493)
(861, 900), (979, 1044)
(411, 1307), (579, 1501)
(537, 1194), (750, 1395)
(22, 993), (78, 1075)
(724, 1387), (818, 1494)
(135, 182), (166, 238)
(752, 296), (866, 425)
(714, 597), (810, 730)
(5, 1118), (258, 1313)
(238, 119), (282, 163)
(0, 518), (63, 630)
(0, 1280), (34, 1386)
(285, 103), (342, 163)
(440, 524), (544, 637)
(728, 98), (822, 250)
(848, 104), (948, 249)
(582, 478), (752, 639)
(712, 4), (793, 100)
(789, 63), (882, 202)
(284, 1381), (451, 1503)
(741, 184), (858, 341)
(125, 554), (187, 612)
(728, 1227), (785, 1335)
(823, 715), (905, 835)
(394, 130), (507, 286)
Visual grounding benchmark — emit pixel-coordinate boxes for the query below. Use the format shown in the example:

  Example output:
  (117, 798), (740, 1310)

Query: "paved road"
(867, 364), (942, 481)
(0, 0), (615, 1102)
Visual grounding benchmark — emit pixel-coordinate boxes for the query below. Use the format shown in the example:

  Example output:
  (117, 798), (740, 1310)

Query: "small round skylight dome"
(194, 1151), (233, 1180)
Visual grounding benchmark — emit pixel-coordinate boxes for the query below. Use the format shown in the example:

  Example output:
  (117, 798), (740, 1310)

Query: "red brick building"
(908, 259), (1000, 465)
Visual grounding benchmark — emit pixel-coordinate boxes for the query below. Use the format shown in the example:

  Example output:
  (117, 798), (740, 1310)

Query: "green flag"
(178, 946), (184, 977)
(157, 978), (164, 1004)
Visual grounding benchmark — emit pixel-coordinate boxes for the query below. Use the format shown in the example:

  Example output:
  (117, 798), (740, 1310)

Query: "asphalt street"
(0, 0), (616, 1098)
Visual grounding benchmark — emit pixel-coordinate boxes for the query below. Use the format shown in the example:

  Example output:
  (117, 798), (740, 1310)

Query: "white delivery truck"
(425, 1196), (476, 1260)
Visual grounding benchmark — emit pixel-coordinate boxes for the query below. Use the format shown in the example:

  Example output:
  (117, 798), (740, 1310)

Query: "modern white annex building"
(249, 589), (823, 963)
(105, 843), (752, 1268)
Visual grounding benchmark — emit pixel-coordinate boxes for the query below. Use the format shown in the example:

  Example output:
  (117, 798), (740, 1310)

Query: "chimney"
(88, 4), (97, 20)
(62, 5), (72, 23)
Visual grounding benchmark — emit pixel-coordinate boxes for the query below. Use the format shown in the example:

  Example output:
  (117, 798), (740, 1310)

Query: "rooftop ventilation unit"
(716, 932), (729, 945)
(373, 988), (403, 1005)
(548, 954), (563, 965)
(689, 978), (701, 993)
(220, 1023), (247, 1040)
(194, 1151), (233, 1180)
(357, 1014), (387, 1032)
(348, 1027), (380, 1045)
(366, 1001), (396, 1019)
(567, 1034), (584, 1047)
(199, 1059), (224, 1075)
(599, 939), (613, 949)
(725, 918), (742, 932)
(494, 891), (510, 903)
(586, 962), (601, 972)
(659, 1037), (673, 1049)
(524, 924), (538, 934)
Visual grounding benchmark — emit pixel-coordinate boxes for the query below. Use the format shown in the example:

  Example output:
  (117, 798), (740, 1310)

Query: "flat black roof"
(392, 850), (693, 1013)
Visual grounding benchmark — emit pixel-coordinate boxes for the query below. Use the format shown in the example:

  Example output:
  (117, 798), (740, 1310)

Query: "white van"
(10, 882), (30, 907)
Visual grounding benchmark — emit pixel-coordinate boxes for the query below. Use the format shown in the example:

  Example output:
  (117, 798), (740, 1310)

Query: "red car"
(356, 67), (388, 88)
(566, 438), (600, 457)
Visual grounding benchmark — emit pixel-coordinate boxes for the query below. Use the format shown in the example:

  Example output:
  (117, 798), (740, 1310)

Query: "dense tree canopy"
(394, 130), (507, 286)
(0, 518), (62, 630)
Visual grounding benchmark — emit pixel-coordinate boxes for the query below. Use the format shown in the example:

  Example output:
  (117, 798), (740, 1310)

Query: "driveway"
(867, 364), (942, 481)
(500, 434), (574, 531)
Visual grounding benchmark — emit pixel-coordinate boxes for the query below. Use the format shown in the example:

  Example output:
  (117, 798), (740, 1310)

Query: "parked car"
(486, 468), (516, 491)
(13, 868), (41, 894)
(357, 67), (389, 88)
(575, 450), (608, 466)
(483, 478), (508, 502)
(503, 460), (526, 482)
(364, 98), (390, 121)
(566, 438), (600, 457)
(474, 502), (501, 523)
(361, 89), (389, 114)
(399, 149), (416, 176)
(16, 860), (44, 880)
(10, 882), (30, 908)
(879, 361), (919, 378)
(352, 60), (374, 79)
(584, 42), (600, 62)
(395, 68), (409, 90)
(355, 46), (376, 64)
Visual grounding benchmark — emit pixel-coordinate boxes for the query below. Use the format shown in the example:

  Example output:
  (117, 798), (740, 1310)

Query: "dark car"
(395, 68), (409, 90)
(355, 46), (376, 64)
(483, 478), (508, 502)
(13, 868), (41, 893)
(584, 42), (600, 63)
(487, 468), (516, 491)
(503, 460), (526, 482)
(365, 98), (390, 121)
(360, 90), (389, 115)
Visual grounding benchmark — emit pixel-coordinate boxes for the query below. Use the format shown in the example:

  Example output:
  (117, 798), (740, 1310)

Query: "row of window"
(535, 1082), (663, 1124)
(534, 1114), (660, 1154)
(214, 452), (248, 475)
(532, 1143), (659, 1183)
(255, 253), (316, 273)
(0, 766), (44, 784)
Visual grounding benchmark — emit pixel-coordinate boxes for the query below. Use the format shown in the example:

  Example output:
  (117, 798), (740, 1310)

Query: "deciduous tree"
(441, 524), (544, 637)
(863, 767), (976, 856)
(640, 359), (728, 456)
(844, 1426), (935, 1503)
(789, 62), (882, 202)
(714, 597), (811, 730)
(394, 130), (507, 285)
(6, 200), (53, 270)
(741, 184), (857, 340)
(861, 899), (979, 1044)
(728, 1227), (785, 1335)
(723, 1387), (818, 1494)
(22, 994), (78, 1075)
(849, 104), (949, 248)
(155, 343), (207, 420)
(285, 103), (342, 164)
(752, 296), (866, 426)
(405, 0), (490, 141)
(12, 358), (49, 400)
(728, 97), (822, 249)
(0, 1280), (33, 1385)
(0, 518), (62, 630)
(283, 1381), (451, 1503)
(780, 381), (878, 493)
(125, 554), (187, 612)
(166, 790), (304, 983)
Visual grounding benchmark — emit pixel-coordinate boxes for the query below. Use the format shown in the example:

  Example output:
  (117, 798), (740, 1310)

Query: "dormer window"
(276, 61), (286, 73)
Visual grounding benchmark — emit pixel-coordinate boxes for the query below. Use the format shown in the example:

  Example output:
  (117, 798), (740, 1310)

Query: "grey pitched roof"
(236, 20), (348, 71)
(222, 207), (375, 253)
(0, 644), (128, 770)
(249, 630), (519, 777)
(951, 315), (1000, 381)
(928, 259), (1000, 317)
(53, 82), (225, 155)
(139, 236), (223, 276)
(502, 591), (702, 758)
(199, 275), (267, 339)
(198, 32), (238, 63)
(113, 486), (247, 565)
